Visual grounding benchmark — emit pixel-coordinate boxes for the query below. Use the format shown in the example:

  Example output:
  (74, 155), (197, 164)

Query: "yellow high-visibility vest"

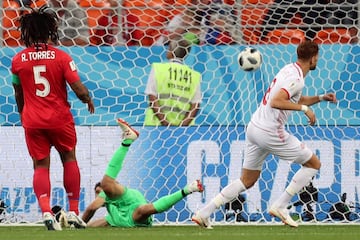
(145, 62), (201, 126)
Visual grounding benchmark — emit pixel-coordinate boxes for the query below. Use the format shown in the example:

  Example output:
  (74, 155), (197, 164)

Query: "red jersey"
(11, 44), (80, 128)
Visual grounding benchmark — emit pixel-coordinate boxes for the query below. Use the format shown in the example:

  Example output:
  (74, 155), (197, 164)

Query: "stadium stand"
(79, 0), (111, 45)
(2, 0), (47, 46)
(2, 0), (21, 46)
(1, 0), (359, 46)
(263, 28), (306, 44)
(240, 0), (273, 44)
(81, 0), (120, 46)
(314, 28), (357, 44)
(122, 0), (182, 46)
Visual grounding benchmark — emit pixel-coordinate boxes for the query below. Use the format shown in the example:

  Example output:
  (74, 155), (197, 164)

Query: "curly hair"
(20, 5), (59, 47)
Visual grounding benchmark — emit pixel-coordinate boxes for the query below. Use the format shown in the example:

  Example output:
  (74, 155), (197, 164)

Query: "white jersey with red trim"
(250, 62), (304, 131)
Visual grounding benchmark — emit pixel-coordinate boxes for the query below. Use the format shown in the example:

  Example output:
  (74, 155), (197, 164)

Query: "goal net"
(0, 0), (359, 226)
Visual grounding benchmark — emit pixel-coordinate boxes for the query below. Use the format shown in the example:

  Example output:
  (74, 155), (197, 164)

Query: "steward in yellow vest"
(145, 37), (202, 126)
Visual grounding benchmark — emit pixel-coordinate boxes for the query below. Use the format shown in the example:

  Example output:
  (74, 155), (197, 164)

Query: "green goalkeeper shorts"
(104, 188), (153, 227)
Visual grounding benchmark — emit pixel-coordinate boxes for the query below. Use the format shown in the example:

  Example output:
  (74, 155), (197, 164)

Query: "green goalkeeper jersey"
(99, 187), (153, 227)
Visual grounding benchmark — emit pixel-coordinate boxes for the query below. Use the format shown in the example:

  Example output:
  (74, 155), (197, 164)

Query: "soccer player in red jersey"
(11, 6), (94, 231)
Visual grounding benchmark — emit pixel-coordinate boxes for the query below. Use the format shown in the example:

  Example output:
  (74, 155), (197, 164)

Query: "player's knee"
(316, 160), (321, 170)
(99, 182), (111, 193)
(240, 169), (260, 188)
(240, 177), (257, 189)
(100, 177), (115, 193)
(303, 154), (321, 170)
(133, 205), (153, 222)
(135, 206), (147, 216)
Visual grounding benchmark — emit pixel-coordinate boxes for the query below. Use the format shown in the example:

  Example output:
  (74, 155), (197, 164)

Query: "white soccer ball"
(238, 47), (262, 72)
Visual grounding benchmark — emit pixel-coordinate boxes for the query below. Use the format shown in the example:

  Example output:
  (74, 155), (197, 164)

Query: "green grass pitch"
(0, 225), (359, 240)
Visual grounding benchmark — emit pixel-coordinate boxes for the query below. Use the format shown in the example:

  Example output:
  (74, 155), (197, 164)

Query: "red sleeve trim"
(281, 88), (290, 100)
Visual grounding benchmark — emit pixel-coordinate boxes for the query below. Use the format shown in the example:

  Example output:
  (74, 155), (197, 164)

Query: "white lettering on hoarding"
(341, 140), (360, 205)
(187, 141), (220, 212)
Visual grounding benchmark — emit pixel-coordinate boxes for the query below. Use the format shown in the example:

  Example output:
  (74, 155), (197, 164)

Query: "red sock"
(63, 161), (80, 215)
(33, 168), (52, 214)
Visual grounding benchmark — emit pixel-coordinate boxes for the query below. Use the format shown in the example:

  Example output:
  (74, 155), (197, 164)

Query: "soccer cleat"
(116, 118), (139, 141)
(52, 205), (69, 228)
(191, 212), (213, 229)
(67, 211), (87, 229)
(43, 212), (62, 231)
(187, 180), (204, 193)
(269, 205), (299, 227)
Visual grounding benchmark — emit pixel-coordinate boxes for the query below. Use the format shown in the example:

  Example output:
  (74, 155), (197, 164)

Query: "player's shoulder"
(48, 45), (68, 54)
(12, 48), (29, 65)
(49, 45), (74, 60)
(281, 63), (297, 71)
(278, 63), (301, 77)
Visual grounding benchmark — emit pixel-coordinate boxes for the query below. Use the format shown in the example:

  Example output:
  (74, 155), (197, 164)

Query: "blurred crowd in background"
(1, 0), (359, 47)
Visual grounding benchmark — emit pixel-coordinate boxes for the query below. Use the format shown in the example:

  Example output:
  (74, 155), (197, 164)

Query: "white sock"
(274, 167), (318, 208)
(199, 179), (246, 218)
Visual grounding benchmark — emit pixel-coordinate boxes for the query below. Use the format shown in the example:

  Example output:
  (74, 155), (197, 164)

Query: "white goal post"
(0, 1), (360, 225)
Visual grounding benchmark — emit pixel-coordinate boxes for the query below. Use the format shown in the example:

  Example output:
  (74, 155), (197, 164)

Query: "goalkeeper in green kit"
(81, 118), (204, 227)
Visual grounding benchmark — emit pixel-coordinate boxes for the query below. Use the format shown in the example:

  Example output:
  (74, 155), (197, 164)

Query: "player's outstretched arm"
(299, 93), (337, 106)
(299, 93), (337, 125)
(86, 218), (109, 227)
(81, 196), (105, 224)
(69, 80), (95, 114)
(319, 93), (337, 103)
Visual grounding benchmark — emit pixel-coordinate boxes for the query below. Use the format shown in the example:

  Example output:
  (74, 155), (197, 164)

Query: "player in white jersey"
(192, 41), (337, 228)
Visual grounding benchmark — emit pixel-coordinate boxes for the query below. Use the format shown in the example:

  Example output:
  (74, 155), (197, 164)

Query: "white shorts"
(243, 122), (313, 170)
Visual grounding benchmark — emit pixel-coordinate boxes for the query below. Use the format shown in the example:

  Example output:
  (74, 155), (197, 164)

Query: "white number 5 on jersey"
(33, 65), (50, 97)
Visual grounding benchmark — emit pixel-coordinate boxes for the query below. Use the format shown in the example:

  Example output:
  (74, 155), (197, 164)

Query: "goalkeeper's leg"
(133, 180), (204, 223)
(101, 118), (139, 198)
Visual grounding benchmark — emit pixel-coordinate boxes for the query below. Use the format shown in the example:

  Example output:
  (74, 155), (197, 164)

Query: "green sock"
(105, 139), (133, 179)
(153, 189), (187, 213)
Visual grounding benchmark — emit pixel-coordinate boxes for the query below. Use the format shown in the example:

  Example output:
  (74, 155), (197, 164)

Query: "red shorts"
(24, 123), (77, 160)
